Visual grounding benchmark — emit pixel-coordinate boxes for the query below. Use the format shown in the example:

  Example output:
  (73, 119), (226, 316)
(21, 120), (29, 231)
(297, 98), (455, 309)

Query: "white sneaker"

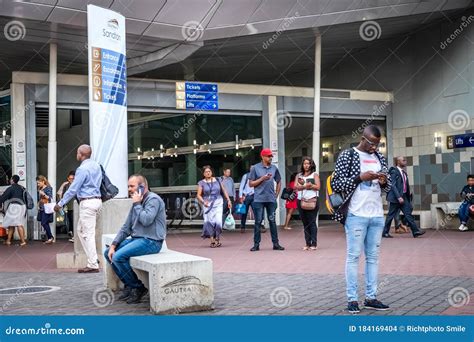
(459, 224), (468, 231)
(68, 238), (75, 243)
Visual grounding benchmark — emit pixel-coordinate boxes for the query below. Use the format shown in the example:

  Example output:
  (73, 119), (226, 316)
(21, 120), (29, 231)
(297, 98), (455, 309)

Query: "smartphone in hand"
(138, 184), (145, 195)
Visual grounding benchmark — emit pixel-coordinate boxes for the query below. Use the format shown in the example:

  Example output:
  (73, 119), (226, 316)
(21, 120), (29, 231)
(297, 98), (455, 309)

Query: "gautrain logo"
(162, 276), (208, 295)
(103, 18), (121, 41)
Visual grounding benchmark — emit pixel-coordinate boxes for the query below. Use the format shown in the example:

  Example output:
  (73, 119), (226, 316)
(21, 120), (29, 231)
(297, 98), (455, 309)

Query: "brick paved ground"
(0, 223), (472, 315)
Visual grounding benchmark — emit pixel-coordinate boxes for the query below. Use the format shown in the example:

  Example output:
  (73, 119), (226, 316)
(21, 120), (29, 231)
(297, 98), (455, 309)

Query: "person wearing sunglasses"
(331, 125), (391, 314)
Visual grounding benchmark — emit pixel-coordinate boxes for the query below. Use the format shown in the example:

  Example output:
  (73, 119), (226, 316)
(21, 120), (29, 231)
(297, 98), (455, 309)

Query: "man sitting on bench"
(104, 174), (167, 304)
(458, 174), (474, 232)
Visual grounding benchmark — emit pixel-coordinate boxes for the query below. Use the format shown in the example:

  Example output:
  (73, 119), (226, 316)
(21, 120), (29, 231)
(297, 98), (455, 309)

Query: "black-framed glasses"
(362, 136), (380, 147)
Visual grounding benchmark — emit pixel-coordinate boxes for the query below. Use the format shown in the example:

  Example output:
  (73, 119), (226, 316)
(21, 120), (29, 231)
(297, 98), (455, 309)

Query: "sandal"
(210, 241), (217, 248)
(309, 246), (317, 250)
(302, 246), (309, 251)
(215, 241), (222, 247)
(19, 242), (27, 247)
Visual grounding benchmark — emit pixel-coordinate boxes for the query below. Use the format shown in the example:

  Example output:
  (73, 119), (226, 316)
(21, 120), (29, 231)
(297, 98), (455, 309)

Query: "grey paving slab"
(0, 272), (472, 316)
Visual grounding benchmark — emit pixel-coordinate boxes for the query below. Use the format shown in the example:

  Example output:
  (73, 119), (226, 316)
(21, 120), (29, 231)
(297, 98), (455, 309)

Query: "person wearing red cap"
(248, 148), (285, 251)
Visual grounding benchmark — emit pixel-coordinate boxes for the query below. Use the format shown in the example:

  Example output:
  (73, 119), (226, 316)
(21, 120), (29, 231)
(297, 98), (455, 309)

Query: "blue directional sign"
(91, 47), (127, 107)
(447, 133), (474, 149)
(176, 82), (218, 111)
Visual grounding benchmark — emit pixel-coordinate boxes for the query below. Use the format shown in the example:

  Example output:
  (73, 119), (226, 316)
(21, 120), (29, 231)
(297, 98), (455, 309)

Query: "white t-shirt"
(297, 172), (319, 200)
(348, 148), (383, 217)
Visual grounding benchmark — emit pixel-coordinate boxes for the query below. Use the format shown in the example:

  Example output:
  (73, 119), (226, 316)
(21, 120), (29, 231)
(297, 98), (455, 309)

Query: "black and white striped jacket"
(330, 148), (391, 223)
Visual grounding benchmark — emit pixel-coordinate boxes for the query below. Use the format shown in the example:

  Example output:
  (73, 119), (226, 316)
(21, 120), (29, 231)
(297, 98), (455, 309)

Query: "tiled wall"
(393, 122), (474, 211)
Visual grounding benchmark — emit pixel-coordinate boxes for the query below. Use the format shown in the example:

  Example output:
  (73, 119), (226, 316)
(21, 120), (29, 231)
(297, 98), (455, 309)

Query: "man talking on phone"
(104, 174), (166, 304)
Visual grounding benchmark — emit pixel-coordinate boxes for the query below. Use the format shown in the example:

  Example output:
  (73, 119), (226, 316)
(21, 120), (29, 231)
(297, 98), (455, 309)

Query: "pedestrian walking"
(196, 165), (231, 247)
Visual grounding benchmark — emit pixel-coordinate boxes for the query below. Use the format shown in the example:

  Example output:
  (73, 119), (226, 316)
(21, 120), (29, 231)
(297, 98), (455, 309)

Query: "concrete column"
(48, 43), (57, 238)
(10, 83), (27, 239)
(25, 86), (37, 240)
(267, 95), (282, 225)
(186, 115), (197, 185)
(312, 34), (321, 173)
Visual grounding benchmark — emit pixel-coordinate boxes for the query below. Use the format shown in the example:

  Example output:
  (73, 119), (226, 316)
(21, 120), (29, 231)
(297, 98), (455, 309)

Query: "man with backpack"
(331, 125), (391, 314)
(54, 144), (103, 273)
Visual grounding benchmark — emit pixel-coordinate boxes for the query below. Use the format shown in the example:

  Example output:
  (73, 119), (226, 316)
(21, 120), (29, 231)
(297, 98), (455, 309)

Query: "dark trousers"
(458, 201), (470, 224)
(39, 211), (53, 239)
(298, 200), (319, 247)
(222, 196), (235, 226)
(383, 193), (420, 236)
(66, 210), (74, 234)
(253, 201), (279, 245)
(240, 194), (254, 230)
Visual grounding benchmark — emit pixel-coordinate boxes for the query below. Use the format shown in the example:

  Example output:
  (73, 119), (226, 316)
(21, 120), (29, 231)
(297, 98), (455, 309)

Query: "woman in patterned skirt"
(196, 165), (232, 247)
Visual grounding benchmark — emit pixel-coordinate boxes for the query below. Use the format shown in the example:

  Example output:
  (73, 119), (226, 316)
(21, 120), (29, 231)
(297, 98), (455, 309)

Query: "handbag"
(281, 187), (296, 200)
(300, 197), (317, 210)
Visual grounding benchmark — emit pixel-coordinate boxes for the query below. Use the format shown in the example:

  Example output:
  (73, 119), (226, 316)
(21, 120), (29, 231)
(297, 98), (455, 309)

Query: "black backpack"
(99, 165), (119, 202)
(22, 187), (34, 210)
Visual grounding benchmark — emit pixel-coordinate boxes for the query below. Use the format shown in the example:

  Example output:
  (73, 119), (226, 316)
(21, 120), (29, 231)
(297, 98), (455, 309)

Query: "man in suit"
(382, 156), (425, 238)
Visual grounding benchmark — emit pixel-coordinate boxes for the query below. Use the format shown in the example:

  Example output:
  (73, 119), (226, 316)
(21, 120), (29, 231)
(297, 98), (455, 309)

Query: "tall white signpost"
(87, 5), (128, 197)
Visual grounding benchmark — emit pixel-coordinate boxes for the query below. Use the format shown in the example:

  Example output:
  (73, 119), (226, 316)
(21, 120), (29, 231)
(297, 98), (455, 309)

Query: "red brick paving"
(1, 223), (473, 278)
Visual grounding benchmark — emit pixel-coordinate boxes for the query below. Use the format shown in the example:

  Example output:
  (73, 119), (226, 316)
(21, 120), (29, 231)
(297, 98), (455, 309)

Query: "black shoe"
(126, 286), (148, 304)
(347, 301), (360, 313)
(364, 298), (390, 311)
(382, 233), (393, 238)
(413, 230), (426, 238)
(273, 244), (285, 250)
(118, 286), (132, 301)
(250, 244), (259, 252)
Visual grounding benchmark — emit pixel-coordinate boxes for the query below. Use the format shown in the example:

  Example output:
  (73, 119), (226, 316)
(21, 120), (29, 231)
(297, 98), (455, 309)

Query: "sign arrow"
(470, 137), (474, 144)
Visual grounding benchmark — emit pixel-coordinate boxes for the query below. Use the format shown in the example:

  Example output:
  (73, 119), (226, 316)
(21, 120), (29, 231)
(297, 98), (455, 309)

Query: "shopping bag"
(235, 203), (247, 215)
(223, 213), (236, 230)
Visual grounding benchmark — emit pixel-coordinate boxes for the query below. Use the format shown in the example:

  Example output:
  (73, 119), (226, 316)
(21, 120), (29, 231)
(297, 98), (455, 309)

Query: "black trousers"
(383, 193), (420, 236)
(297, 200), (319, 247)
(66, 210), (74, 234)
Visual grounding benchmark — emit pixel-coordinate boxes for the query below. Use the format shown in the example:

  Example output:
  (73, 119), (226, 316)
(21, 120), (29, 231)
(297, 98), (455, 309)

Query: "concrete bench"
(431, 202), (461, 229)
(102, 234), (213, 315)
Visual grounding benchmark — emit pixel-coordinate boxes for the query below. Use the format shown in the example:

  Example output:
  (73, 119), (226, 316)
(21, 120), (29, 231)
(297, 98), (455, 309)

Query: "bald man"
(55, 144), (103, 273)
(382, 156), (425, 238)
(104, 175), (166, 304)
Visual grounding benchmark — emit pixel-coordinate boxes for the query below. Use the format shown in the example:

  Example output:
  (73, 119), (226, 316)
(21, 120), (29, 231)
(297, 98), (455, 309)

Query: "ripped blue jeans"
(344, 213), (384, 302)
